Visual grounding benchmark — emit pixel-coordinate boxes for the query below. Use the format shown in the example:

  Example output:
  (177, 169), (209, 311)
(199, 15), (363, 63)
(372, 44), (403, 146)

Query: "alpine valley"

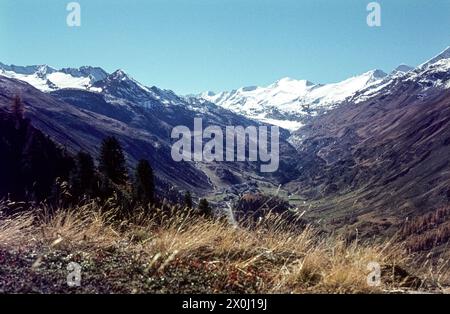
(1, 46), (450, 243)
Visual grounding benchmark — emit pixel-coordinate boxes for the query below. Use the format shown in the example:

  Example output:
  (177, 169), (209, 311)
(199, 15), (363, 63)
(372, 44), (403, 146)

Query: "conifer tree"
(11, 95), (25, 130)
(198, 198), (212, 217)
(71, 151), (97, 199)
(12, 95), (24, 121)
(133, 159), (155, 205)
(98, 136), (127, 185)
(184, 191), (193, 209)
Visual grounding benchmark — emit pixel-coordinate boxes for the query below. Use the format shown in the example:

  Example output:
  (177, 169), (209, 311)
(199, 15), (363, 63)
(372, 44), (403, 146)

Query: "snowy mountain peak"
(101, 69), (154, 94)
(352, 48), (450, 106)
(276, 77), (295, 83)
(35, 65), (57, 77)
(420, 46), (450, 69)
(433, 46), (450, 60)
(110, 69), (129, 80)
(385, 65), (414, 81)
(0, 63), (56, 76)
(0, 62), (108, 92)
(392, 64), (414, 74)
(272, 77), (315, 87)
(199, 70), (390, 131)
(363, 69), (388, 80)
(96, 69), (138, 88)
(59, 66), (108, 83)
(0, 61), (178, 108)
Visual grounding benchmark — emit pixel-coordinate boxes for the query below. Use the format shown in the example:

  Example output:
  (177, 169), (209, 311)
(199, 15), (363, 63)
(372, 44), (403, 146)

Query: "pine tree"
(198, 198), (212, 217)
(133, 159), (155, 205)
(71, 151), (97, 199)
(11, 95), (25, 130)
(98, 136), (128, 185)
(184, 191), (193, 209)
(12, 95), (24, 120)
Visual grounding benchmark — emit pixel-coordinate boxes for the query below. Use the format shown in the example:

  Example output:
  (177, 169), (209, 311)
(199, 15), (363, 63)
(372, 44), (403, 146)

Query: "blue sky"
(0, 0), (449, 94)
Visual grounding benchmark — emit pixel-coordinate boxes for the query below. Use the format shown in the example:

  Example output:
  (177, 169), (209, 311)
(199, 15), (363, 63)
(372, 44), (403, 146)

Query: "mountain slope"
(286, 47), (450, 236)
(0, 72), (300, 198)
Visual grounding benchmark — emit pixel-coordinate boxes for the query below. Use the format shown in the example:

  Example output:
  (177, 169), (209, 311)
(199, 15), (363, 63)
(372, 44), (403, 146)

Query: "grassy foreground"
(0, 201), (448, 294)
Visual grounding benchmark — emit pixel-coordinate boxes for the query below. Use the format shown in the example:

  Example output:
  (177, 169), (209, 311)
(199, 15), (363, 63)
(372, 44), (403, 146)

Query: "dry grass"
(0, 211), (34, 247)
(0, 201), (447, 293)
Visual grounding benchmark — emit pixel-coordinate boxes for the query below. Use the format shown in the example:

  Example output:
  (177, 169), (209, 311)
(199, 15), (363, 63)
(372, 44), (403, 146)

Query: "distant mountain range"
(0, 59), (413, 132)
(199, 66), (414, 131)
(0, 60), (413, 132)
(1, 46), (449, 236)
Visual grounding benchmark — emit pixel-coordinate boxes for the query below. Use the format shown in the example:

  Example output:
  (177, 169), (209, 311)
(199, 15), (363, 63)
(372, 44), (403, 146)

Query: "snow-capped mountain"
(90, 69), (188, 108)
(350, 46), (450, 104)
(0, 62), (192, 109)
(390, 64), (414, 76)
(412, 46), (450, 88)
(199, 69), (392, 131)
(0, 62), (108, 92)
(197, 65), (429, 131)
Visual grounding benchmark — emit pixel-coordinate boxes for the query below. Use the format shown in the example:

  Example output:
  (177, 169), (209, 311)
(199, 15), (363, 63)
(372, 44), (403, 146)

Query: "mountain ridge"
(198, 68), (402, 131)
